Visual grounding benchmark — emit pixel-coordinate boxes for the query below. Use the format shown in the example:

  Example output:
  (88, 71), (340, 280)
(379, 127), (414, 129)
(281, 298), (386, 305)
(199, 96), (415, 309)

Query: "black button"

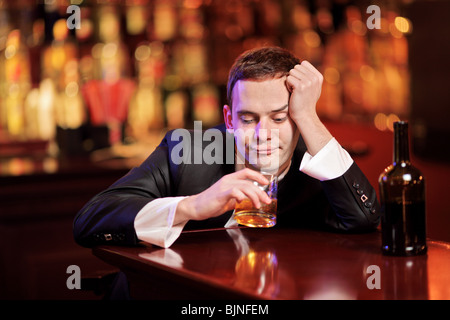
(364, 202), (372, 208)
(352, 182), (360, 189)
(357, 189), (364, 195)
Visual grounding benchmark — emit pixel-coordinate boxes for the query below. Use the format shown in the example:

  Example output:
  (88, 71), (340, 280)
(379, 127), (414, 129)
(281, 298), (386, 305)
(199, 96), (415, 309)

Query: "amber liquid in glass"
(234, 198), (277, 228)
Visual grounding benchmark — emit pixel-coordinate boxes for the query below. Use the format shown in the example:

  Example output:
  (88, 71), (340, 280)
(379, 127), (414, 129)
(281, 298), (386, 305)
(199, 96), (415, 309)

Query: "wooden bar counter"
(93, 227), (450, 300)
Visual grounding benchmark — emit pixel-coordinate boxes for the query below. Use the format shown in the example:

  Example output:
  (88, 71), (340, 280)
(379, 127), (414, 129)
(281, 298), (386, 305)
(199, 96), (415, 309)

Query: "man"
(74, 46), (379, 249)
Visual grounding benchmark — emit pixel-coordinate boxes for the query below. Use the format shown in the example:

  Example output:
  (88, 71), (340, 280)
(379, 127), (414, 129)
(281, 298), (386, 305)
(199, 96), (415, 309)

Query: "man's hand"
(286, 61), (323, 119)
(175, 168), (271, 224)
(286, 61), (332, 156)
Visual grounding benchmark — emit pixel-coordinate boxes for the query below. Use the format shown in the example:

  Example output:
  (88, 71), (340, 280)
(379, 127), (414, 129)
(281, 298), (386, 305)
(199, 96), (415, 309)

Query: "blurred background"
(0, 0), (449, 299)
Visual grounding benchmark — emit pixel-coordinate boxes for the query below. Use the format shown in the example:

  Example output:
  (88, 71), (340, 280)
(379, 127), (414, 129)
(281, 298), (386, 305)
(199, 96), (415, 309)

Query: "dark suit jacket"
(73, 124), (380, 247)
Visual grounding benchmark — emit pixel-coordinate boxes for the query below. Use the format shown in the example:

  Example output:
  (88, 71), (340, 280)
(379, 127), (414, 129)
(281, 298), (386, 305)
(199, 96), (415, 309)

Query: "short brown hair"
(226, 46), (300, 108)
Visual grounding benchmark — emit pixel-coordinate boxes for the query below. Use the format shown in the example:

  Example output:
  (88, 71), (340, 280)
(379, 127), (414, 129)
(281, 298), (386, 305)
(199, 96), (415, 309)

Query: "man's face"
(224, 77), (300, 175)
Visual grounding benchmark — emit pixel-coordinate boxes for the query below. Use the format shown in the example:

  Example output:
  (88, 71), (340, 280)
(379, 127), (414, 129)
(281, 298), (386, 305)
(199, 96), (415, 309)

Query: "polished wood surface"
(93, 227), (450, 300)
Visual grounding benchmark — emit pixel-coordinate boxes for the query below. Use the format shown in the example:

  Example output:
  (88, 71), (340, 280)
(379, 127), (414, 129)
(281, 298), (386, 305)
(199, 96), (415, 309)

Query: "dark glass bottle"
(378, 121), (427, 256)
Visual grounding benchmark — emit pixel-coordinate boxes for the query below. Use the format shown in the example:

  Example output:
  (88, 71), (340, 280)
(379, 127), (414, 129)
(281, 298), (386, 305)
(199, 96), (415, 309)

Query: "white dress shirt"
(134, 137), (353, 248)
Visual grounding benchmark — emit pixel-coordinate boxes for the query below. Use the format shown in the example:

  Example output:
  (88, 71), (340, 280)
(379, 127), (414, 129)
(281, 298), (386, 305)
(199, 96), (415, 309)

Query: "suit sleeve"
(300, 138), (380, 232)
(321, 162), (380, 232)
(73, 135), (174, 247)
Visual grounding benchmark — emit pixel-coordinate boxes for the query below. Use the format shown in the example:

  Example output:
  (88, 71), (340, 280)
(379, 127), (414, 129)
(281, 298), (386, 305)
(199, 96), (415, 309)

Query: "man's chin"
(248, 156), (280, 173)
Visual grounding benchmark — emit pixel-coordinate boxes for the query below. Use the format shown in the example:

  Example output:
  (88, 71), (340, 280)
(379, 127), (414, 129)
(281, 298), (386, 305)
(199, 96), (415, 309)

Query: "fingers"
(235, 167), (269, 186)
(231, 169), (272, 207)
(299, 60), (322, 78)
(189, 168), (273, 220)
(286, 61), (323, 115)
(286, 72), (301, 91)
(288, 61), (323, 87)
(296, 60), (323, 78)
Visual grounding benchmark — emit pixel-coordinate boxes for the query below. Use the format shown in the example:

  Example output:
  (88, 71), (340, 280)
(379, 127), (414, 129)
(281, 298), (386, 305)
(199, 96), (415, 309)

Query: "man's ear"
(223, 105), (233, 131)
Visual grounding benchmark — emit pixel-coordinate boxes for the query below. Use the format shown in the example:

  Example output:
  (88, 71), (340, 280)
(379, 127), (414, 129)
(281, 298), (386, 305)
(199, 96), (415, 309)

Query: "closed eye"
(239, 114), (258, 124)
(272, 112), (288, 123)
(273, 116), (287, 123)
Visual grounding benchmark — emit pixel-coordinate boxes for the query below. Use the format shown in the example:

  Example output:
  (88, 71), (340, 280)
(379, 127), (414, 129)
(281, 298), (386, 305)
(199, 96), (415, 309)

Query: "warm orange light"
(183, 0), (203, 9)
(374, 113), (387, 131)
(374, 113), (402, 132)
(360, 65), (375, 82)
(303, 30), (321, 48)
(386, 114), (401, 131)
(394, 16), (412, 34)
(324, 67), (340, 85)
(53, 19), (69, 41)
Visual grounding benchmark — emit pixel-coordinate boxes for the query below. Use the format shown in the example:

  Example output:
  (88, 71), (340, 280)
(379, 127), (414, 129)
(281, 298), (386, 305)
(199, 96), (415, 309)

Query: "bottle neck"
(394, 121), (410, 164)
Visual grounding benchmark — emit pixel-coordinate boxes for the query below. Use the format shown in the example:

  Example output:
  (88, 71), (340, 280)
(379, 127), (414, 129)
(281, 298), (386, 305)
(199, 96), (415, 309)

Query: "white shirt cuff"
(299, 137), (353, 181)
(134, 196), (189, 248)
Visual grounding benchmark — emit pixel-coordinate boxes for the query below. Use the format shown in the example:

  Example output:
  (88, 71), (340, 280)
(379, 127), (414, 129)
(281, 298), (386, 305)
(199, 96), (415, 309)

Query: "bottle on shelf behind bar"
(378, 121), (427, 256)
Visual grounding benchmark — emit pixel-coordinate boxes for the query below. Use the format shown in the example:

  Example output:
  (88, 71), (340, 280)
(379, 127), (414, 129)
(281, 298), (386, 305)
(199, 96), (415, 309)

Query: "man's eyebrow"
(237, 110), (257, 115)
(237, 104), (288, 115)
(271, 104), (288, 113)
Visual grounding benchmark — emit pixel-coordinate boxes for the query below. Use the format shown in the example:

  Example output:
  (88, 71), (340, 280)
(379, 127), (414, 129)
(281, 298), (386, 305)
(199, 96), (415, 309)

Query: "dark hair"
(226, 46), (301, 108)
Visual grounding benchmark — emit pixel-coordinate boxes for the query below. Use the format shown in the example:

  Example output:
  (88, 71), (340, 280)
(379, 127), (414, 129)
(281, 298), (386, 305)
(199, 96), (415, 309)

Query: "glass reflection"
(234, 250), (279, 297)
(227, 228), (280, 297)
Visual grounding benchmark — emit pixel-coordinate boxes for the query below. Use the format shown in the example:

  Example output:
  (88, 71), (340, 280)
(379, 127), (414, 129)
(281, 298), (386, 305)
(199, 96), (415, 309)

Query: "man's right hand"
(174, 168), (271, 224)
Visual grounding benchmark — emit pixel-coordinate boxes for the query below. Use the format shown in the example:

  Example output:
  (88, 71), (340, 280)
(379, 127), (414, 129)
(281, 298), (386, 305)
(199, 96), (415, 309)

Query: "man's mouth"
(249, 146), (279, 155)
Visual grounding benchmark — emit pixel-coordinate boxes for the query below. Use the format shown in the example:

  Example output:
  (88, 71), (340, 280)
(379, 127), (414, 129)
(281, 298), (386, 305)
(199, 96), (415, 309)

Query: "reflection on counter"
(382, 254), (428, 300)
(227, 228), (280, 297)
(234, 250), (279, 298)
(128, 227), (450, 299)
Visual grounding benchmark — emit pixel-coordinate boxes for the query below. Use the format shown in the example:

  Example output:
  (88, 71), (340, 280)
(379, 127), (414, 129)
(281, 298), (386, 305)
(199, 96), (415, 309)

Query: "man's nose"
(255, 119), (272, 142)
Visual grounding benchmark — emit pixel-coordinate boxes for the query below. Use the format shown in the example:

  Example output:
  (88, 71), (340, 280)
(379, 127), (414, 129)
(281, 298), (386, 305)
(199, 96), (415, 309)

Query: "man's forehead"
(236, 104), (289, 115)
(233, 76), (288, 88)
(231, 78), (289, 111)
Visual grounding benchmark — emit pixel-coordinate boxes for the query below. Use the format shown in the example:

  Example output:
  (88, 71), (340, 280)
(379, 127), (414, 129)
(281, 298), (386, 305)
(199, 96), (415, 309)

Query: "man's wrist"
(174, 195), (196, 225)
(299, 138), (353, 181)
(292, 109), (319, 127)
(294, 113), (333, 156)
